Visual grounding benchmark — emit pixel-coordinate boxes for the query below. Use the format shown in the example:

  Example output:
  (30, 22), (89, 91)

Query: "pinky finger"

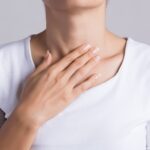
(73, 73), (102, 96)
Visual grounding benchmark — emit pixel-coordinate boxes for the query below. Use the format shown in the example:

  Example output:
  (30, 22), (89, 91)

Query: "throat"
(41, 3), (107, 64)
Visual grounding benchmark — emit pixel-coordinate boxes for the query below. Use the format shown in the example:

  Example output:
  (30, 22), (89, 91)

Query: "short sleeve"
(0, 48), (6, 112)
(141, 52), (150, 122)
(0, 45), (11, 116)
(0, 41), (24, 118)
(0, 37), (34, 118)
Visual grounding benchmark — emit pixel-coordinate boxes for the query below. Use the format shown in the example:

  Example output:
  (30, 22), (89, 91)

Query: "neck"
(41, 2), (109, 63)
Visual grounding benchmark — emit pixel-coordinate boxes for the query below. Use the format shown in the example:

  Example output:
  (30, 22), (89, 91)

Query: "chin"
(43, 0), (105, 11)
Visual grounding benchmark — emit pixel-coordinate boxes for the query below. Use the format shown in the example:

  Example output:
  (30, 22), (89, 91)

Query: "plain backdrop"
(0, 0), (150, 45)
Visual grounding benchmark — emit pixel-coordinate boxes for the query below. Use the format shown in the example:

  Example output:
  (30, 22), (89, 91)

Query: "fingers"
(30, 50), (52, 77)
(47, 43), (92, 75)
(62, 47), (100, 82)
(73, 73), (102, 96)
(69, 54), (101, 87)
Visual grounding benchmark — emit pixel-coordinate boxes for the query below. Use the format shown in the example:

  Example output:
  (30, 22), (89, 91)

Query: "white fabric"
(0, 36), (150, 150)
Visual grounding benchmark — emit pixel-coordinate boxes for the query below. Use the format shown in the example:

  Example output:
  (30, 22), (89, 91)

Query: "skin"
(0, 0), (127, 149)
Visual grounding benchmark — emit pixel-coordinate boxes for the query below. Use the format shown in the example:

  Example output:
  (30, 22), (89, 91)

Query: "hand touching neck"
(42, 1), (108, 62)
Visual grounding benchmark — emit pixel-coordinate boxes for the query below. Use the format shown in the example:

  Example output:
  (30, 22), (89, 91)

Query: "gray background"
(0, 0), (150, 45)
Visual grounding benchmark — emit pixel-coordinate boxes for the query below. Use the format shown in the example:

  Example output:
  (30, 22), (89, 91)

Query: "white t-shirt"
(0, 36), (150, 150)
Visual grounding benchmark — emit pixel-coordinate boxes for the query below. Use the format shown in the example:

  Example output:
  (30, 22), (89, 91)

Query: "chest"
(31, 90), (146, 150)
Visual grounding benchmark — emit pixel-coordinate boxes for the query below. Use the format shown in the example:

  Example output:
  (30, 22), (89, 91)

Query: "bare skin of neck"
(30, 1), (127, 85)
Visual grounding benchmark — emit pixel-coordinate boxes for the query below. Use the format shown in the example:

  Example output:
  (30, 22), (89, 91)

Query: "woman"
(0, 0), (150, 149)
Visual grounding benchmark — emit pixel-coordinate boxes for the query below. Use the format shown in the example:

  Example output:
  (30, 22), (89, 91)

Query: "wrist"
(11, 107), (40, 132)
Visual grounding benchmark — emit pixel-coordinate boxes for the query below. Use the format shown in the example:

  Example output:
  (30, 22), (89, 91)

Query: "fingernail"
(94, 73), (102, 79)
(45, 50), (50, 59)
(82, 44), (92, 51)
(94, 56), (101, 61)
(93, 47), (100, 54)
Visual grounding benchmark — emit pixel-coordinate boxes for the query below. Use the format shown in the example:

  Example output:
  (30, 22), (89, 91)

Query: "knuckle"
(77, 49), (84, 55)
(87, 51), (93, 57)
(41, 73), (50, 82)
(76, 72), (82, 79)
(74, 87), (83, 96)
(47, 70), (51, 77)
(56, 72), (63, 79)
(55, 75), (60, 83)
(78, 68), (86, 76)
(80, 84), (87, 92)
(49, 65), (55, 71)
(43, 69), (55, 81)
(56, 75), (65, 86)
(65, 55), (73, 62)
(75, 58), (84, 66)
(45, 72), (52, 81)
(42, 72), (49, 80)
(58, 71), (66, 81)
(61, 73), (68, 83)
(62, 89), (72, 103)
(48, 69), (56, 78)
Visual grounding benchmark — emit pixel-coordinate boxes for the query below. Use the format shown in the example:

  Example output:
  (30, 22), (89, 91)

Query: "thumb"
(32, 50), (52, 77)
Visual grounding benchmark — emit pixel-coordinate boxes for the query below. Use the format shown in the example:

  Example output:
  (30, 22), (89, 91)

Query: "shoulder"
(0, 36), (30, 86)
(127, 38), (150, 70)
(0, 37), (30, 116)
(127, 38), (150, 117)
(128, 38), (150, 58)
(129, 38), (150, 97)
(0, 37), (28, 56)
(0, 38), (26, 81)
(124, 38), (150, 92)
(0, 37), (30, 70)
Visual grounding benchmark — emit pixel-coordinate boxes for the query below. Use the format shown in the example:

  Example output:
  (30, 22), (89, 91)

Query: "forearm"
(0, 110), (38, 150)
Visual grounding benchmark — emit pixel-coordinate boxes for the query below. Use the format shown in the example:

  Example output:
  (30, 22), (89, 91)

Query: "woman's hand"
(15, 43), (101, 129)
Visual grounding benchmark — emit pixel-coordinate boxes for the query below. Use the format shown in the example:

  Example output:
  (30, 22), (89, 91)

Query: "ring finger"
(69, 54), (101, 87)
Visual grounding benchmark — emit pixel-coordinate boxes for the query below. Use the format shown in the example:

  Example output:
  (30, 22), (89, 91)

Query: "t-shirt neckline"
(25, 36), (131, 91)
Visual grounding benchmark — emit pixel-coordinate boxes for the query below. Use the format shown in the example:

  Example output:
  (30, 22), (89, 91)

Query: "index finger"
(49, 43), (92, 73)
